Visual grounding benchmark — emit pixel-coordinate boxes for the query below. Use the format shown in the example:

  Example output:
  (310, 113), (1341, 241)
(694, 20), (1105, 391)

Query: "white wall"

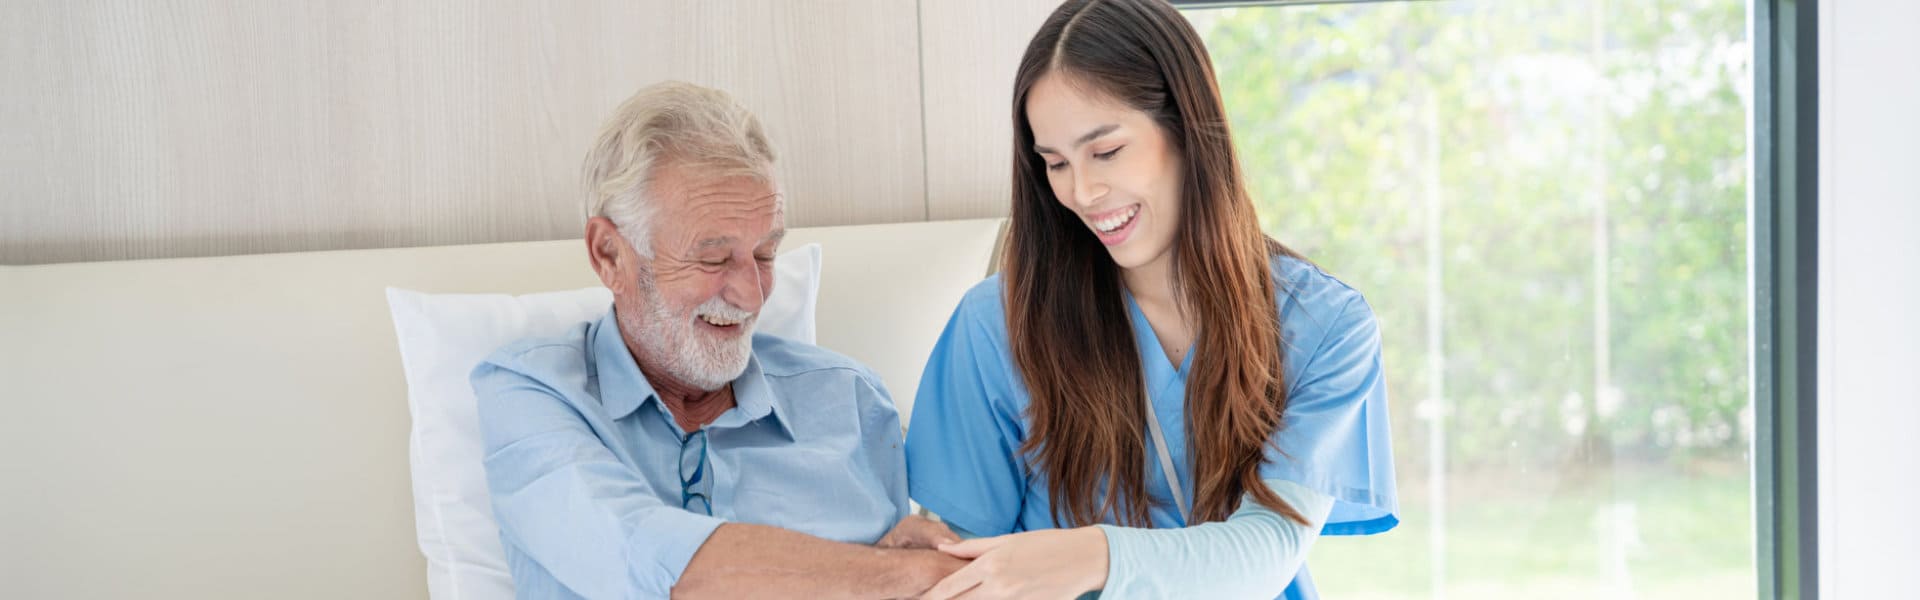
(1817, 1), (1920, 597)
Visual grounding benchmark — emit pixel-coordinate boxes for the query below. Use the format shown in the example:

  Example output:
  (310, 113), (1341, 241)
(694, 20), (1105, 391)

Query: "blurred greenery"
(1312, 463), (1754, 599)
(1185, 0), (1751, 596)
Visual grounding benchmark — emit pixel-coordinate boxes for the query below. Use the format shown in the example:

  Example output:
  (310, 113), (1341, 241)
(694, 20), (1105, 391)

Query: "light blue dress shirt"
(472, 309), (910, 600)
(906, 254), (1399, 600)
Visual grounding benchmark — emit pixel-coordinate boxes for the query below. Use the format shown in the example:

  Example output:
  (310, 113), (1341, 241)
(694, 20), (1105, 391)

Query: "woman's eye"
(1094, 146), (1124, 160)
(1045, 161), (1068, 172)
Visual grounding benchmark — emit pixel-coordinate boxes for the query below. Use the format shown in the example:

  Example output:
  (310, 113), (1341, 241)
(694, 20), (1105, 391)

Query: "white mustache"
(693, 296), (754, 324)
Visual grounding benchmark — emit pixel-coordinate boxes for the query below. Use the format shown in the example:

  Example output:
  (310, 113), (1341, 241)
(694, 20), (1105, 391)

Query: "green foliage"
(1192, 0), (1750, 472)
(1188, 5), (1752, 594)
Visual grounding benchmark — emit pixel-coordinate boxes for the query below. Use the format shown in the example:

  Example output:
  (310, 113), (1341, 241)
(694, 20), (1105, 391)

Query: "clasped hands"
(878, 515), (1109, 599)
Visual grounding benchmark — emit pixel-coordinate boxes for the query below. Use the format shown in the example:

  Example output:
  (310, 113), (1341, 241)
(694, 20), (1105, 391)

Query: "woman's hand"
(919, 527), (1109, 599)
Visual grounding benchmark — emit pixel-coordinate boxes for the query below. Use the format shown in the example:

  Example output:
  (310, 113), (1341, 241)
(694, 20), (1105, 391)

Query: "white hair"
(583, 81), (779, 256)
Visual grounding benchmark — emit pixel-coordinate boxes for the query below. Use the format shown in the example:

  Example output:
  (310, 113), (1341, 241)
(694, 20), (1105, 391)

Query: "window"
(1181, 1), (1754, 597)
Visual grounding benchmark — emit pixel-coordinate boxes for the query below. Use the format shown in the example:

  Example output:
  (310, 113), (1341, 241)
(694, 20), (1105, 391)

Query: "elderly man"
(471, 81), (963, 599)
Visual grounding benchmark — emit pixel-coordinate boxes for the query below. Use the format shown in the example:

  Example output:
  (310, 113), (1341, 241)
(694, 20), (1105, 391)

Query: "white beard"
(619, 271), (756, 391)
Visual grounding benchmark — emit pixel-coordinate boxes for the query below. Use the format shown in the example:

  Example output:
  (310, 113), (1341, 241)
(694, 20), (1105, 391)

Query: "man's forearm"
(672, 523), (964, 599)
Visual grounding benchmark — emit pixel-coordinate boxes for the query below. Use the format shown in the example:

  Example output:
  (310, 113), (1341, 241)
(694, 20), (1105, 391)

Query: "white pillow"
(385, 243), (821, 600)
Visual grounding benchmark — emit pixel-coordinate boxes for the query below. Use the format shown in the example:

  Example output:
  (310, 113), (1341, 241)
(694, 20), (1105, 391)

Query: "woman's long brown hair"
(1005, 0), (1309, 528)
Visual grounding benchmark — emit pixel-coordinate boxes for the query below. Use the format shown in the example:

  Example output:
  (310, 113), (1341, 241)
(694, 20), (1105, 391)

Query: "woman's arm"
(1098, 479), (1334, 598)
(921, 479), (1333, 599)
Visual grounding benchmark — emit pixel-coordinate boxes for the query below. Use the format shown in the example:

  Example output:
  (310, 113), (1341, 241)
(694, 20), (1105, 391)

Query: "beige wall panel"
(576, 0), (928, 228)
(0, 0), (925, 265)
(919, 0), (1060, 220)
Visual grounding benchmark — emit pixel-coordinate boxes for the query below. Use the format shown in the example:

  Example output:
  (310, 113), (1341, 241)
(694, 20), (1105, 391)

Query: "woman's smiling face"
(1025, 72), (1184, 272)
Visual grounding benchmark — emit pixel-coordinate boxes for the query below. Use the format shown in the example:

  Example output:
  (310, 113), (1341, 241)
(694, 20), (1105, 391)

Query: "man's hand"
(889, 549), (971, 600)
(876, 514), (962, 550)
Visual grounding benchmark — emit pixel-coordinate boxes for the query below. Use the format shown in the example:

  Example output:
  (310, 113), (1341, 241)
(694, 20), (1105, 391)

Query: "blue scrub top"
(905, 254), (1399, 600)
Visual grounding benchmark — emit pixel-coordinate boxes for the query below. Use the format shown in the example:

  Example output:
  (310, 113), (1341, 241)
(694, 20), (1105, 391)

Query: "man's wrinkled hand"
(876, 514), (961, 550)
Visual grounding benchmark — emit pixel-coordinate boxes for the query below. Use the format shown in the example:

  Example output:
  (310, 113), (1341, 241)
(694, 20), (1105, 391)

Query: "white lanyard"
(1141, 379), (1190, 525)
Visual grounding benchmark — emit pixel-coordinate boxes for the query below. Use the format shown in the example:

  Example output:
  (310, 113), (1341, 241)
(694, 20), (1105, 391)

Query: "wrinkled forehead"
(677, 177), (781, 216)
(655, 171), (785, 247)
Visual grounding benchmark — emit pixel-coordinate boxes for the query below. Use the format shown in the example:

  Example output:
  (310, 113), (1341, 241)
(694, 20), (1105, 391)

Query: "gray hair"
(582, 81), (779, 257)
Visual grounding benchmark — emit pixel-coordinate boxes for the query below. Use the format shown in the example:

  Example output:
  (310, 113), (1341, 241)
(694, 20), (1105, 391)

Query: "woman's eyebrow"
(1033, 123), (1119, 154)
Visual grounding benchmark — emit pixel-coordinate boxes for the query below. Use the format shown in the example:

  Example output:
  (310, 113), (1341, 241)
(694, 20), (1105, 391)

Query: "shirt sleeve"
(1097, 479), (1335, 598)
(1262, 294), (1400, 535)
(904, 292), (1030, 536)
(472, 355), (724, 600)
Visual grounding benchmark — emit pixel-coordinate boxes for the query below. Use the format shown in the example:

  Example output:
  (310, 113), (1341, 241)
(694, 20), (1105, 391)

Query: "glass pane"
(1182, 1), (1753, 598)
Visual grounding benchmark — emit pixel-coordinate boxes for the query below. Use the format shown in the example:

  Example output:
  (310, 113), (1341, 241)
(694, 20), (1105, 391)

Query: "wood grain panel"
(551, 0), (928, 228)
(0, 0), (925, 265)
(919, 0), (1060, 221)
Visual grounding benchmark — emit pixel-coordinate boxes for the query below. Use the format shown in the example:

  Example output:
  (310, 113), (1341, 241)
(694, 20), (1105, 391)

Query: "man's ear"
(585, 217), (632, 294)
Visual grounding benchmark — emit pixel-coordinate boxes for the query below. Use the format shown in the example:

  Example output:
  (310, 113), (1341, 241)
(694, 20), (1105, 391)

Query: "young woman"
(904, 0), (1398, 598)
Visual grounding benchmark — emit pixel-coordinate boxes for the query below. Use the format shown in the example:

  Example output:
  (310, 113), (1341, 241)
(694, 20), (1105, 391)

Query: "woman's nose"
(1070, 168), (1108, 208)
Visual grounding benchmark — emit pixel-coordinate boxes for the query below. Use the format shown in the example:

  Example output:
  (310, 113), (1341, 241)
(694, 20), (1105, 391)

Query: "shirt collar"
(589, 310), (658, 420)
(588, 309), (795, 439)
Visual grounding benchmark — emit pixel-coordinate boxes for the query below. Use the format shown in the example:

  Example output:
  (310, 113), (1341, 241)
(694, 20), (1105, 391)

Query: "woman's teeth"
(1094, 206), (1139, 234)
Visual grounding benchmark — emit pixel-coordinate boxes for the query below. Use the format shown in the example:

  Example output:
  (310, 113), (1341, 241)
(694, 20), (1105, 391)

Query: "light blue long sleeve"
(1095, 479), (1336, 598)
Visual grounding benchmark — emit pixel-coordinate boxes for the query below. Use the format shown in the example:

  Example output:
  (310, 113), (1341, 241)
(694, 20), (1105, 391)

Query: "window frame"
(1752, 0), (1819, 598)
